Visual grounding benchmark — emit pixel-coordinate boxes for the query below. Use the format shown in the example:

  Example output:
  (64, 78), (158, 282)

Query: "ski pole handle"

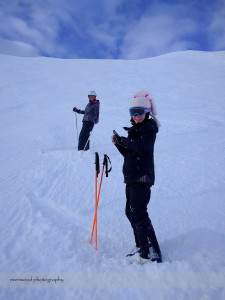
(95, 152), (100, 176)
(103, 154), (112, 177)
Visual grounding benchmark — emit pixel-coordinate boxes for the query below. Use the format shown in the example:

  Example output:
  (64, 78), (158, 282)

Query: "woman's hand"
(111, 135), (116, 144)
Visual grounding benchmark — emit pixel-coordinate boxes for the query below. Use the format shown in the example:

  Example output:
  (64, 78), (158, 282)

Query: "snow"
(0, 50), (225, 299)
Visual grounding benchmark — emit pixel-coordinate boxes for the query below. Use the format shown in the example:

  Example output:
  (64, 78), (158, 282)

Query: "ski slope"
(0, 50), (225, 299)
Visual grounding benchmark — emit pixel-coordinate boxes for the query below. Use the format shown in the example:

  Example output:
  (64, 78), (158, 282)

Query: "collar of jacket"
(89, 99), (99, 104)
(124, 118), (158, 135)
(131, 116), (148, 129)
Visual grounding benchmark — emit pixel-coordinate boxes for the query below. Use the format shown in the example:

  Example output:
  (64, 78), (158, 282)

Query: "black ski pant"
(125, 183), (161, 259)
(78, 121), (94, 151)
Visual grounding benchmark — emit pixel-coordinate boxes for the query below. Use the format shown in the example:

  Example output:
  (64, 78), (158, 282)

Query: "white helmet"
(88, 90), (97, 97)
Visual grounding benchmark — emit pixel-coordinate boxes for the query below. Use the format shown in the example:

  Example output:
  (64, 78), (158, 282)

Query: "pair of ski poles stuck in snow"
(90, 152), (112, 250)
(74, 113), (112, 248)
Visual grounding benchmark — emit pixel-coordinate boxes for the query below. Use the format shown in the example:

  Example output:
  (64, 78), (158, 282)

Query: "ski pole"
(74, 112), (79, 147)
(90, 152), (99, 249)
(95, 152), (100, 250)
(94, 170), (98, 249)
(90, 161), (105, 245)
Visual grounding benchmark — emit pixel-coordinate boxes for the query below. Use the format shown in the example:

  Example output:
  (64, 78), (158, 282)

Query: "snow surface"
(0, 50), (225, 299)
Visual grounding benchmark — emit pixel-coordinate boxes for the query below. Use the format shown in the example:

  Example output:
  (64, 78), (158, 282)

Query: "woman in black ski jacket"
(111, 90), (162, 264)
(117, 118), (157, 185)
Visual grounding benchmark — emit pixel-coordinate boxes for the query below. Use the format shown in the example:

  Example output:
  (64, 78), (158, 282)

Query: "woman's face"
(132, 114), (146, 124)
(88, 95), (96, 101)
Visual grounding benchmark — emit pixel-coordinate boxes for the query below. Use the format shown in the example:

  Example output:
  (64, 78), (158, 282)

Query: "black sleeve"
(94, 105), (99, 123)
(127, 130), (156, 153)
(115, 143), (127, 156)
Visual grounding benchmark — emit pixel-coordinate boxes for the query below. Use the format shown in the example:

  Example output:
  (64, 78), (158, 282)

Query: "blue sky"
(0, 0), (225, 59)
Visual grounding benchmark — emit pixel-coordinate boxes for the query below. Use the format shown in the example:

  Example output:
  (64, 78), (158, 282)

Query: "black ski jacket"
(115, 118), (158, 185)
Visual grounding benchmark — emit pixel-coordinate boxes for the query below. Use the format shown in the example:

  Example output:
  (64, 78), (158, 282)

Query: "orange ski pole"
(94, 169), (98, 250)
(90, 164), (105, 245)
(90, 153), (100, 247)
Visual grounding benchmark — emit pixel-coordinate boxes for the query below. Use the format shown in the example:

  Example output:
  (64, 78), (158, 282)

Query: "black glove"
(73, 107), (79, 113)
(115, 136), (129, 148)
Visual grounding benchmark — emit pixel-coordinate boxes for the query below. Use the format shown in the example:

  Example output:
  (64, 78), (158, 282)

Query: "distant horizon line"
(1, 49), (225, 60)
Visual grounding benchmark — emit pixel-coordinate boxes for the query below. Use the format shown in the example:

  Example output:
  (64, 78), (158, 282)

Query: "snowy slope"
(0, 51), (225, 299)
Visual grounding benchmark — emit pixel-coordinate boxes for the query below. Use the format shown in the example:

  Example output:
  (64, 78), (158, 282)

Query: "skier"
(73, 91), (100, 151)
(111, 90), (162, 264)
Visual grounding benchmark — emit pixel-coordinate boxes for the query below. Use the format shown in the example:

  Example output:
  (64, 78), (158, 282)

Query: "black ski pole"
(74, 112), (79, 147)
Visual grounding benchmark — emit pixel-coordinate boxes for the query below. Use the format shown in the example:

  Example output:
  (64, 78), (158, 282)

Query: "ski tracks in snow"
(12, 149), (127, 271)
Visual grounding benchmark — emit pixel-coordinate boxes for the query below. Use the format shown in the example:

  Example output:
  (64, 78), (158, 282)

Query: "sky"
(0, 0), (225, 59)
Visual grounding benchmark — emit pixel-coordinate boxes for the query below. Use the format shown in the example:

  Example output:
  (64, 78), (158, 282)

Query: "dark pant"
(125, 183), (161, 259)
(78, 121), (94, 151)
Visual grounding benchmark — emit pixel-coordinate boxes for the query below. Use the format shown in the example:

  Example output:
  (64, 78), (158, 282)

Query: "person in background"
(111, 90), (162, 264)
(73, 90), (100, 151)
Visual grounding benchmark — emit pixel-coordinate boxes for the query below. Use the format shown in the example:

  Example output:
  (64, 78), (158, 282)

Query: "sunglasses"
(130, 107), (150, 116)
